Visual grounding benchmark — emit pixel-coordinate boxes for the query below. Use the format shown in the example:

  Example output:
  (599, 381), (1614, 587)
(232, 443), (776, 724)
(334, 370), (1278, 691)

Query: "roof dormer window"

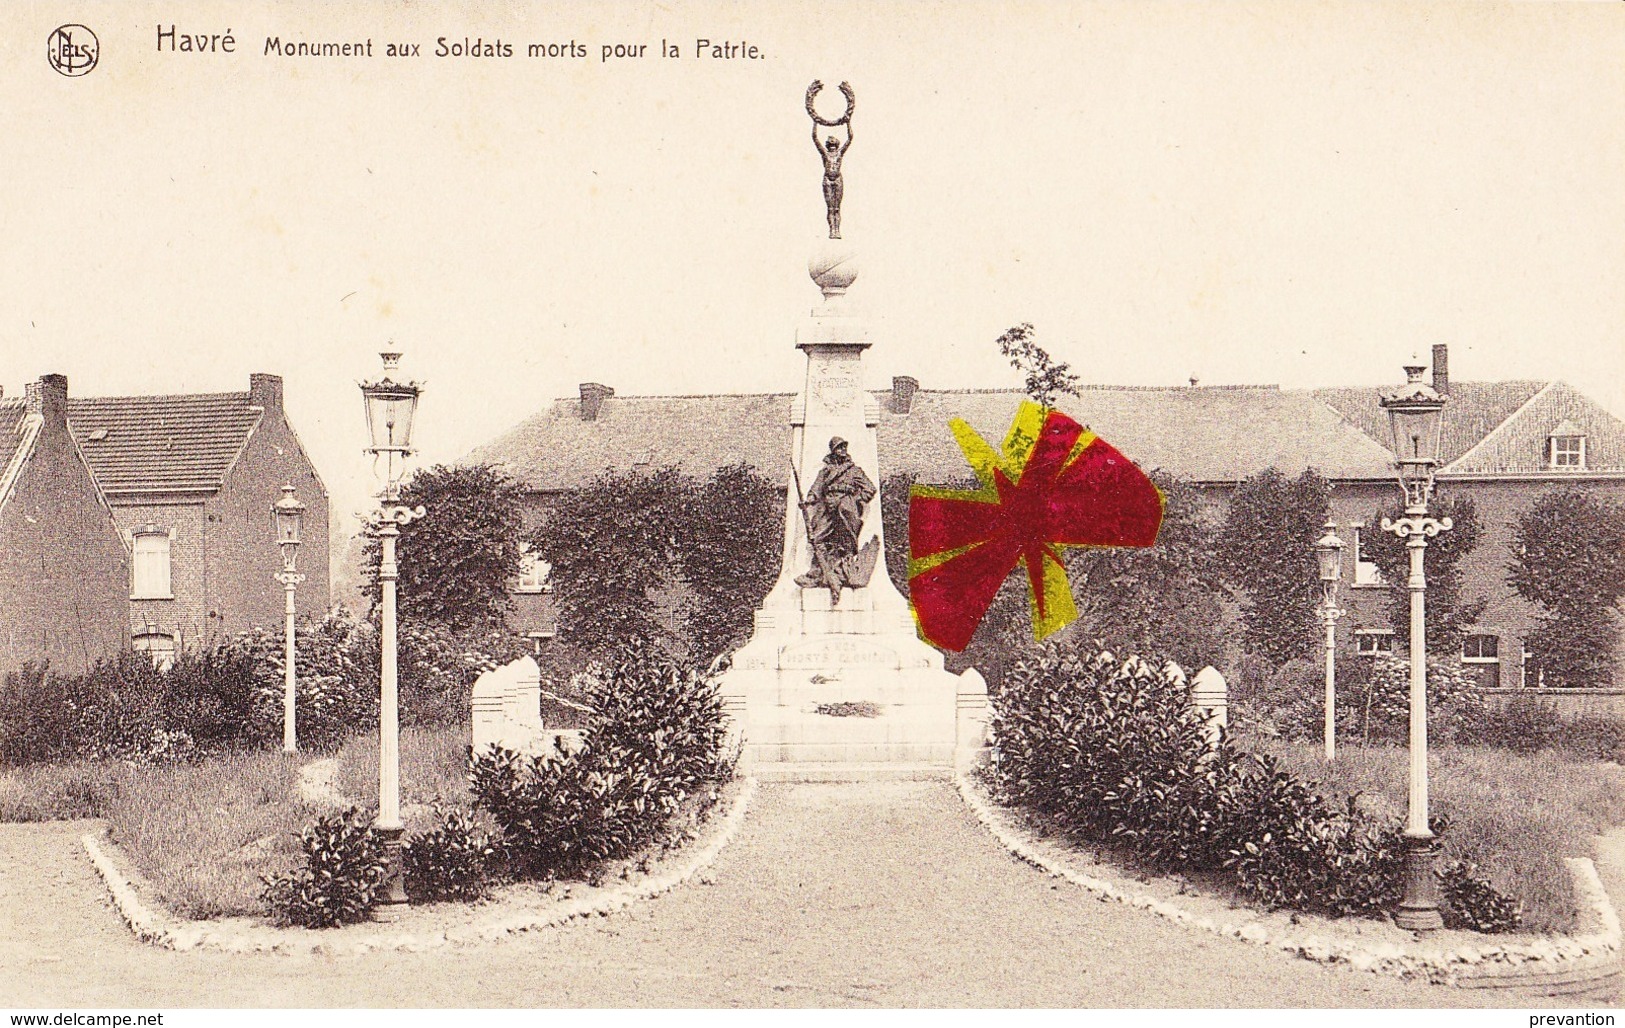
(1548, 419), (1586, 470)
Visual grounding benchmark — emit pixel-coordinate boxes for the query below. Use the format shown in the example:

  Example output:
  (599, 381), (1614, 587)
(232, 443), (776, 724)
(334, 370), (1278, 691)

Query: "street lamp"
(272, 484), (307, 753)
(1314, 519), (1344, 762)
(1379, 360), (1452, 933)
(360, 350), (424, 911)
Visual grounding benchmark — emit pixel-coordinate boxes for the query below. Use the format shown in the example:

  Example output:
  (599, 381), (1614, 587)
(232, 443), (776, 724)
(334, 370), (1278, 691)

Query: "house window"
(513, 545), (552, 594)
(1351, 525), (1384, 587)
(1462, 634), (1500, 663)
(1355, 630), (1395, 656)
(132, 632), (176, 671)
(131, 528), (172, 599)
(1550, 435), (1585, 469)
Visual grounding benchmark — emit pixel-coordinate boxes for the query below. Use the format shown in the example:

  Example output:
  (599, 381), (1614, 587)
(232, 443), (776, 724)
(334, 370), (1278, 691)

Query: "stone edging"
(83, 776), (757, 956)
(955, 772), (1622, 990)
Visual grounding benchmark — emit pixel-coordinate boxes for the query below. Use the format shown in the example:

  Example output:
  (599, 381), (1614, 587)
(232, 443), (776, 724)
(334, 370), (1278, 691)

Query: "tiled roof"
(67, 392), (263, 494)
(1445, 381), (1625, 475)
(463, 385), (1401, 491)
(1311, 381), (1547, 465)
(0, 399), (38, 511)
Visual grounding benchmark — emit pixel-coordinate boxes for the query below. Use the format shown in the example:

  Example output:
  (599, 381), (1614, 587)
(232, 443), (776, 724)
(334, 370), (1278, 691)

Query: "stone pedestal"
(720, 240), (987, 779)
(472, 656), (583, 759)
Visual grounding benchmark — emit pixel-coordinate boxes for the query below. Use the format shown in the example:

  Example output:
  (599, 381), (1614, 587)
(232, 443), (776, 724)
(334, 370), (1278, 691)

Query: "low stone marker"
(1190, 665), (1228, 748)
(472, 656), (583, 759)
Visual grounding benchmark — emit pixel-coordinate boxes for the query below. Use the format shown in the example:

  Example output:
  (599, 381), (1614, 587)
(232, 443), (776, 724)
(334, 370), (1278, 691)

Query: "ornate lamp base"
(375, 825), (409, 916)
(1394, 833), (1444, 932)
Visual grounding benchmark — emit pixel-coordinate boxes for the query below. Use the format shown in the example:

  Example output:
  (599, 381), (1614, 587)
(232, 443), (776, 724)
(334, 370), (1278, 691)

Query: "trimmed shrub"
(469, 642), (733, 880)
(239, 608), (378, 751)
(1440, 859), (1523, 933)
(403, 807), (500, 903)
(261, 807), (387, 928)
(989, 639), (1522, 929)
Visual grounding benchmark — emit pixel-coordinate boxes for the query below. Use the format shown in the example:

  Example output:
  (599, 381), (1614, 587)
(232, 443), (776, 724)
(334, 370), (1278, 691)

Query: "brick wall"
(0, 393), (129, 670)
(208, 389), (330, 636)
(111, 501), (209, 648)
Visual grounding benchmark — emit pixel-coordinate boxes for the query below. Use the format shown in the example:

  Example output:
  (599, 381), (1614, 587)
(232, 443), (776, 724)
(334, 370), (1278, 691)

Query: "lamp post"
(1379, 360), (1452, 933)
(360, 350), (424, 911)
(1314, 519), (1344, 762)
(272, 485), (307, 753)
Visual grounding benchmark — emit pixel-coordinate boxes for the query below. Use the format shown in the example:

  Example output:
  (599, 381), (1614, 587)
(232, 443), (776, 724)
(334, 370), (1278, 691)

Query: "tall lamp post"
(1379, 361), (1452, 933)
(360, 350), (424, 910)
(272, 485), (307, 753)
(1314, 519), (1344, 762)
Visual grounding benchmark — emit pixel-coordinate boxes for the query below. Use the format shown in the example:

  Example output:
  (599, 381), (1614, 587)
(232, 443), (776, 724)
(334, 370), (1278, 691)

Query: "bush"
(403, 807), (500, 903)
(261, 807), (387, 928)
(1440, 859), (1523, 933)
(397, 620), (525, 728)
(238, 608), (379, 751)
(470, 643), (733, 879)
(1340, 654), (1486, 746)
(989, 639), (1522, 929)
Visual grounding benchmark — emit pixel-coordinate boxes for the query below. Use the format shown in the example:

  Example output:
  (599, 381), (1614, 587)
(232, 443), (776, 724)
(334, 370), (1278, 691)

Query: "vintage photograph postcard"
(3, 0), (1624, 1013)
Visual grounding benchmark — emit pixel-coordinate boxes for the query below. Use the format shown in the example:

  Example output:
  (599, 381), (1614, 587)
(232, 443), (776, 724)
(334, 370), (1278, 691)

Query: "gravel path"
(0, 784), (1571, 1007)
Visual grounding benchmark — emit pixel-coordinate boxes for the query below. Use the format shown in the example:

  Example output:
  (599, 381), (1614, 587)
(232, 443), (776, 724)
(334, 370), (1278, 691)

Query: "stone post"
(1190, 665), (1228, 749)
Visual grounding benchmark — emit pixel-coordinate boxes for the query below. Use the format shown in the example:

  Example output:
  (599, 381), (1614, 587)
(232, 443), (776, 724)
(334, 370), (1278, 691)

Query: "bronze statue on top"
(806, 80), (855, 240)
(792, 437), (879, 602)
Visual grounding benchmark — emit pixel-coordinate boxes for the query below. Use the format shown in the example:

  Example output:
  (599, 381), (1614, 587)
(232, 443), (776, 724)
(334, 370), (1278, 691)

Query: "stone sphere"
(808, 244), (859, 297)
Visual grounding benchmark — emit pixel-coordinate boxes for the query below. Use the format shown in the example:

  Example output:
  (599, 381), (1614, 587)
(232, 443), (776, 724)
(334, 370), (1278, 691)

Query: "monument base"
(720, 586), (988, 780)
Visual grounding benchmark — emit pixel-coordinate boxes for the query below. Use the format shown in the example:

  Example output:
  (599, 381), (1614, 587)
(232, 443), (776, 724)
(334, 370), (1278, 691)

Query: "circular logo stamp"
(47, 24), (98, 77)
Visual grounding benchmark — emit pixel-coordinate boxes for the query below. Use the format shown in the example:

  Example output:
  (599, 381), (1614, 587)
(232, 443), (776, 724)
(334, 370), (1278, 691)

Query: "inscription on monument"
(782, 637), (899, 669)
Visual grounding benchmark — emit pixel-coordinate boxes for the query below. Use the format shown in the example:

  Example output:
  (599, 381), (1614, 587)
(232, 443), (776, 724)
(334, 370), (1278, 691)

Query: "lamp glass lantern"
(273, 485), (306, 571)
(1380, 364), (1447, 510)
(1314, 520), (1344, 609)
(360, 351), (422, 497)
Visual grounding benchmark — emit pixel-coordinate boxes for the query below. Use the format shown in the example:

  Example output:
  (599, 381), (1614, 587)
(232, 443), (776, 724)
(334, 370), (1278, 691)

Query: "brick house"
(0, 372), (333, 669)
(0, 375), (130, 670)
(464, 345), (1625, 696)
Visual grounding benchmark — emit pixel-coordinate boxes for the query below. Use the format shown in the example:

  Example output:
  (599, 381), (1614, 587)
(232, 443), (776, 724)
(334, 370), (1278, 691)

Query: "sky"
(3, 0), (1623, 551)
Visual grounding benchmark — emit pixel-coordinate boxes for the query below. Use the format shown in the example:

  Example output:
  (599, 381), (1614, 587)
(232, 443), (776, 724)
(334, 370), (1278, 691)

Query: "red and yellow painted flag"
(908, 401), (1165, 651)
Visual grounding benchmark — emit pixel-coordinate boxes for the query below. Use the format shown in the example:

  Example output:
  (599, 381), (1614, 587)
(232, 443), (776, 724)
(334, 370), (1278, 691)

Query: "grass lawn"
(334, 725), (475, 833)
(1251, 735), (1625, 934)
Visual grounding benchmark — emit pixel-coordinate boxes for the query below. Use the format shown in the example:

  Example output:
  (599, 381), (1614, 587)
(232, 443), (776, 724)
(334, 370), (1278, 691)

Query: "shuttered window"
(132, 530), (172, 599)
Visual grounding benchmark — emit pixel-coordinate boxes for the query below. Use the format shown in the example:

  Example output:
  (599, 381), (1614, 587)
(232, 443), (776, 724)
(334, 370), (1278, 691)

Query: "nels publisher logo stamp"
(47, 24), (98, 76)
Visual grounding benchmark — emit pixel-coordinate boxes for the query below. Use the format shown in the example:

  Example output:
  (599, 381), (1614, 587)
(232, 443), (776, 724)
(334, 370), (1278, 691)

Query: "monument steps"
(747, 760), (957, 783)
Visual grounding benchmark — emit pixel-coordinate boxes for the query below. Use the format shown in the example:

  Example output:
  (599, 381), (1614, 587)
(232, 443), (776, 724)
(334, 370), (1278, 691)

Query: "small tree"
(996, 323), (1081, 408)
(360, 464), (527, 633)
(539, 464), (781, 662)
(1360, 493), (1484, 656)
(1215, 468), (1331, 667)
(675, 463), (782, 664)
(540, 467), (690, 654)
(1508, 488), (1625, 689)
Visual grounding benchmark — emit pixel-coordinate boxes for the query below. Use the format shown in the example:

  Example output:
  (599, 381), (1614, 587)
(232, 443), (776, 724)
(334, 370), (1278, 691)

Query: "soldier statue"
(794, 436), (879, 600)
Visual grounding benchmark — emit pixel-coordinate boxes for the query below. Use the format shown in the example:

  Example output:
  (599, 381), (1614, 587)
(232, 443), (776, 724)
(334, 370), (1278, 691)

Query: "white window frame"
(130, 526), (174, 600)
(1355, 629), (1395, 656)
(132, 631), (177, 671)
(513, 544), (552, 594)
(1549, 435), (1585, 470)
(1462, 633), (1500, 664)
(1351, 525), (1385, 587)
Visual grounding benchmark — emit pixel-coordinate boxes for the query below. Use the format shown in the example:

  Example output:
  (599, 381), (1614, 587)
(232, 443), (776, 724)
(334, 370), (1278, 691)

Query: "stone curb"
(955, 772), (1622, 989)
(83, 776), (758, 956)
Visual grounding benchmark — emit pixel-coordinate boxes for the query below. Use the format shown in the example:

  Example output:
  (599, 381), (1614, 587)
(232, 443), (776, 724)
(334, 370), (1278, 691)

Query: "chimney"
(1431, 344), (1449, 396)
(24, 374), (68, 427)
(248, 373), (284, 413)
(892, 375), (919, 414)
(579, 382), (614, 421)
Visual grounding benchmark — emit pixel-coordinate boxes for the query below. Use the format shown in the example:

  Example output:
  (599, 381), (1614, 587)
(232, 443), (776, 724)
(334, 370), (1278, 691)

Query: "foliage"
(995, 323), (1080, 408)
(1065, 472), (1228, 670)
(403, 807), (501, 903)
(1508, 488), (1625, 689)
(1359, 493), (1485, 656)
(539, 464), (779, 662)
(881, 470), (1230, 685)
(396, 620), (525, 727)
(988, 639), (1520, 928)
(361, 463), (529, 633)
(673, 463), (783, 663)
(1439, 859), (1523, 933)
(1214, 468), (1331, 667)
(238, 608), (379, 751)
(1335, 654), (1486, 747)
(469, 643), (733, 879)
(261, 807), (387, 928)
(1456, 696), (1625, 762)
